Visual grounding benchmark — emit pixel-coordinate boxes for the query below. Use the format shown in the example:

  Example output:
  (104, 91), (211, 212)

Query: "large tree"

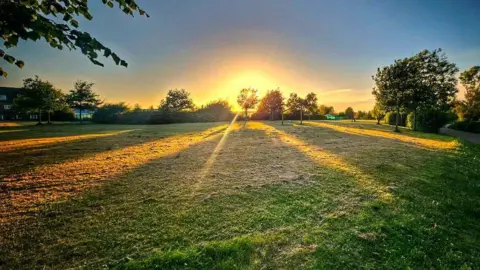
(459, 66), (480, 121)
(372, 103), (385, 125)
(258, 89), (283, 121)
(199, 100), (234, 121)
(14, 75), (64, 124)
(345, 107), (355, 121)
(0, 0), (149, 77)
(409, 49), (458, 130)
(159, 89), (195, 112)
(286, 93), (306, 124)
(66, 80), (102, 122)
(237, 88), (259, 122)
(304, 92), (318, 120)
(318, 104), (334, 115)
(372, 57), (418, 132)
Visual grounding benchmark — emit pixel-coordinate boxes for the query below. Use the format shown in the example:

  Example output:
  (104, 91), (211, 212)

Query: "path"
(439, 126), (480, 144)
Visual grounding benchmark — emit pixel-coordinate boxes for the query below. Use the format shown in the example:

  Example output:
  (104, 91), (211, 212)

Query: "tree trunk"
(244, 108), (247, 124)
(79, 109), (83, 123)
(47, 111), (51, 124)
(300, 110), (303, 125)
(271, 111), (274, 121)
(395, 100), (400, 132)
(38, 110), (42, 124)
(413, 107), (417, 131)
(377, 117), (380, 125)
(281, 111), (284, 125)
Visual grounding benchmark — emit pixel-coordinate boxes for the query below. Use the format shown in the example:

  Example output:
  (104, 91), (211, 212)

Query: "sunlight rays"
(254, 122), (392, 201)
(193, 113), (241, 197)
(0, 125), (228, 223)
(0, 130), (136, 152)
(304, 121), (459, 150)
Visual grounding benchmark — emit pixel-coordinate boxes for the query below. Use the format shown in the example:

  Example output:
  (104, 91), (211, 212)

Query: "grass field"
(1, 120), (479, 269)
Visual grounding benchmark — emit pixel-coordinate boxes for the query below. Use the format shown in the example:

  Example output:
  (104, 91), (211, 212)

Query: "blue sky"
(1, 0), (479, 111)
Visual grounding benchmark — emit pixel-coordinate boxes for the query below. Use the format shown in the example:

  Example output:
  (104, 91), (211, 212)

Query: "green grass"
(1, 120), (479, 269)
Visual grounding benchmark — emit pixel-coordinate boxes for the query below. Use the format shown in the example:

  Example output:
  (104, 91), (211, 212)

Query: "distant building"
(0, 86), (38, 121)
(73, 109), (94, 120)
(325, 114), (344, 120)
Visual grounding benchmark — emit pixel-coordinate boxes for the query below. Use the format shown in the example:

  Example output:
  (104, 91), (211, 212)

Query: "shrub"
(384, 112), (407, 126)
(407, 109), (449, 133)
(450, 121), (480, 133)
(51, 107), (75, 121)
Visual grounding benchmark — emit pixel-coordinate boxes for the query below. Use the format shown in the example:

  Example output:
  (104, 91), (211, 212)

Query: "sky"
(1, 0), (480, 112)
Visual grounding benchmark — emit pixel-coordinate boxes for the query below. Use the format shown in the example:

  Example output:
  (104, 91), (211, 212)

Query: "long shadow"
(0, 124), (229, 225)
(264, 121), (480, 269)
(0, 122), (382, 269)
(303, 120), (459, 150)
(0, 124), (228, 178)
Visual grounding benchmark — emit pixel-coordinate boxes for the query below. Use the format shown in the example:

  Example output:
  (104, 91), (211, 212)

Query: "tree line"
(373, 48), (480, 133)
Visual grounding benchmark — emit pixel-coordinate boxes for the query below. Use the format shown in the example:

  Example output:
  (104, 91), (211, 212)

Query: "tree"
(92, 102), (130, 123)
(459, 66), (480, 121)
(372, 103), (385, 124)
(66, 80), (102, 122)
(408, 49), (458, 130)
(133, 104), (142, 112)
(199, 100), (234, 121)
(372, 57), (418, 132)
(258, 89), (284, 120)
(318, 104), (334, 115)
(0, 0), (149, 77)
(14, 75), (64, 124)
(345, 107), (355, 121)
(304, 92), (318, 120)
(159, 89), (195, 112)
(237, 88), (259, 122)
(286, 93), (306, 124)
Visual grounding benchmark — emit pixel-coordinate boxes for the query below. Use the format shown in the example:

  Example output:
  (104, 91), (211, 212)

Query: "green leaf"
(107, 1), (114, 8)
(111, 53), (120, 65)
(0, 69), (8, 77)
(15, 60), (25, 69)
(70, 19), (79, 28)
(0, 49), (4, 57)
(103, 48), (112, 58)
(3, 54), (16, 64)
(120, 60), (128, 68)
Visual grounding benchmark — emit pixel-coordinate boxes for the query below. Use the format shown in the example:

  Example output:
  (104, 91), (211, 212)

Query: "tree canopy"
(66, 80), (102, 120)
(0, 0), (149, 77)
(14, 75), (64, 123)
(160, 89), (195, 112)
(257, 89), (283, 120)
(459, 66), (480, 121)
(237, 88), (259, 120)
(304, 92), (318, 116)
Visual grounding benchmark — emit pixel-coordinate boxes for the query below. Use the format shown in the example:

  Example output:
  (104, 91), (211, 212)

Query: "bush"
(450, 121), (480, 133)
(51, 107), (75, 121)
(384, 112), (407, 126)
(406, 109), (449, 133)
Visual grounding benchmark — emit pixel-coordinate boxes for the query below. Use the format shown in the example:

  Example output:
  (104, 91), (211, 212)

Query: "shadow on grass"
(0, 124), (228, 224)
(2, 121), (479, 269)
(0, 123), (379, 269)
(263, 121), (480, 269)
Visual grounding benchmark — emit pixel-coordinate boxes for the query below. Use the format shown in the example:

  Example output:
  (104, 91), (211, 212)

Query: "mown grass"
(0, 120), (479, 269)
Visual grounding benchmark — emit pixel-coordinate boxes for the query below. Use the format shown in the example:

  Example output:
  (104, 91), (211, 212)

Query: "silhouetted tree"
(159, 89), (195, 112)
(318, 104), (334, 115)
(0, 0), (149, 77)
(199, 100), (234, 121)
(133, 104), (142, 112)
(92, 102), (130, 123)
(304, 92), (318, 120)
(237, 88), (259, 122)
(345, 107), (355, 121)
(459, 66), (480, 121)
(14, 76), (64, 124)
(258, 89), (284, 120)
(66, 80), (102, 122)
(286, 93), (306, 124)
